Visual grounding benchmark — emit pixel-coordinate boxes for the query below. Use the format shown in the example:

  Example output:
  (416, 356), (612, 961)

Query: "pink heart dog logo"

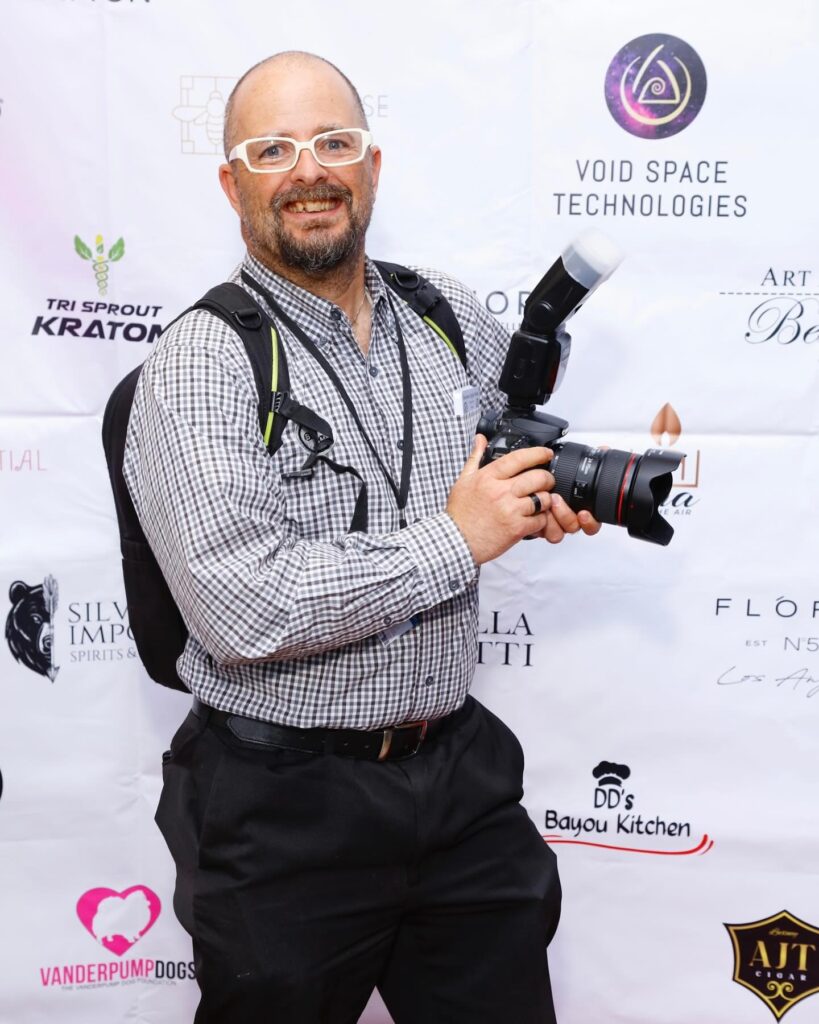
(76, 885), (162, 957)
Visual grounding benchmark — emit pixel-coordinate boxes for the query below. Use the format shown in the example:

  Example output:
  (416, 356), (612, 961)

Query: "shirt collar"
(241, 252), (389, 348)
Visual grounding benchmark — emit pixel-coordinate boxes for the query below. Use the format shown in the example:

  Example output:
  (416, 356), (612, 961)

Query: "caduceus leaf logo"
(605, 34), (707, 139)
(74, 233), (125, 296)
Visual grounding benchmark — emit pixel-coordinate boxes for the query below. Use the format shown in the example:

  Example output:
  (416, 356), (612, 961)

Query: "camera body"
(479, 232), (683, 546)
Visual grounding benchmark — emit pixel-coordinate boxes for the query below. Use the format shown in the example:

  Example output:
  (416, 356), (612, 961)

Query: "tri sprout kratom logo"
(74, 234), (124, 296)
(30, 233), (162, 344)
(725, 911), (819, 1020)
(605, 34), (707, 139)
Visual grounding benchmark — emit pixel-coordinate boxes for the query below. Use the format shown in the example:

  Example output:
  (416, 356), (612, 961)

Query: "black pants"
(156, 697), (561, 1024)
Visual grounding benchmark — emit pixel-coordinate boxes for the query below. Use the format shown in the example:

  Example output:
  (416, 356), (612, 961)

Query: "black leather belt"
(192, 697), (462, 762)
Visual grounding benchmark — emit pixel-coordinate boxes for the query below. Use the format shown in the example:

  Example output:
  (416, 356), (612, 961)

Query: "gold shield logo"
(725, 911), (819, 1019)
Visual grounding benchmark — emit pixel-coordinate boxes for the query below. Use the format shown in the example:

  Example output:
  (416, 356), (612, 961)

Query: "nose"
(290, 146), (327, 185)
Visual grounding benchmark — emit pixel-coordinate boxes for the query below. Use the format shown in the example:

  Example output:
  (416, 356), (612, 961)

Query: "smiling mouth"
(284, 199), (341, 214)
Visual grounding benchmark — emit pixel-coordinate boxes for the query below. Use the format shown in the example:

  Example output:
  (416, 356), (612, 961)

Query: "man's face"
(220, 60), (381, 277)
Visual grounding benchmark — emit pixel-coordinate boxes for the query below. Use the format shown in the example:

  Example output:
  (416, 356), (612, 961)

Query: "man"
(124, 51), (600, 1024)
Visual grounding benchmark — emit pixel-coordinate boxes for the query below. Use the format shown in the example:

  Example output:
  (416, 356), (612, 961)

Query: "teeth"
(289, 200), (336, 212)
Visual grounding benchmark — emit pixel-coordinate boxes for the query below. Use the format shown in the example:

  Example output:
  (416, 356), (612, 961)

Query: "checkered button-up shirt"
(124, 253), (509, 729)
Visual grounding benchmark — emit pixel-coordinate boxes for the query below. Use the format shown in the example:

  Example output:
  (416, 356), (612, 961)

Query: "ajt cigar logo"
(725, 911), (819, 1020)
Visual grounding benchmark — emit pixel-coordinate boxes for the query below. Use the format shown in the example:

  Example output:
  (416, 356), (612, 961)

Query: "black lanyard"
(242, 271), (414, 528)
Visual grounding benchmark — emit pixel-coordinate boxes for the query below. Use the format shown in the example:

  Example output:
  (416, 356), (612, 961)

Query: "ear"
(218, 162), (243, 217)
(369, 145), (382, 197)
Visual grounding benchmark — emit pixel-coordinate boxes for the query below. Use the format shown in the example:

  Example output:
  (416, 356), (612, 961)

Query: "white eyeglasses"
(228, 128), (373, 174)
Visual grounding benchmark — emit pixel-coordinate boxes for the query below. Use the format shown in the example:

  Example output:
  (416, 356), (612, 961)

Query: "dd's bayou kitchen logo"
(725, 911), (819, 1020)
(543, 760), (714, 856)
(605, 33), (707, 139)
(39, 885), (196, 990)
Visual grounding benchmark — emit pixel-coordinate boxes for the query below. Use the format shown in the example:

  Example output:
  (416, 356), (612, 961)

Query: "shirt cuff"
(399, 511), (478, 603)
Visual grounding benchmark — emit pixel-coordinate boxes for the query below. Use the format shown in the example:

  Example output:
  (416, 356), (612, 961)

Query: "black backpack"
(101, 263), (466, 691)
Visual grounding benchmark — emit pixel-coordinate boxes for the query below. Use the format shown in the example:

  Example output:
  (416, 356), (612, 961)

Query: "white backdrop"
(2, 2), (819, 1022)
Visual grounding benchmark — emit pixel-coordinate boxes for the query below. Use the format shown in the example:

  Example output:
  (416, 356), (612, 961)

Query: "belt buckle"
(377, 720), (428, 761)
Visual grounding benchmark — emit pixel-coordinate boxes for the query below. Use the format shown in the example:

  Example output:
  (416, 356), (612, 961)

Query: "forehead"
(234, 59), (362, 138)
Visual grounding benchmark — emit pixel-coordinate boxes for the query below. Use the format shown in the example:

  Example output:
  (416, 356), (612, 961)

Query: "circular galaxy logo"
(605, 34), (707, 139)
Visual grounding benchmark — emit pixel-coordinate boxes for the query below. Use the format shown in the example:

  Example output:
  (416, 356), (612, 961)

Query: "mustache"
(271, 184), (353, 212)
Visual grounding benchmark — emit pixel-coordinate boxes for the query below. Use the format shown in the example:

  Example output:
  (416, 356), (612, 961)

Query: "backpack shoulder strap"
(374, 261), (467, 370)
(191, 282), (290, 456)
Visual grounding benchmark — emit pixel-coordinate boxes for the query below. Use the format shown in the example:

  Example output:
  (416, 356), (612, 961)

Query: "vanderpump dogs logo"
(39, 885), (196, 990)
(543, 760), (714, 856)
(605, 34), (706, 139)
(174, 75), (391, 156)
(651, 403), (702, 519)
(725, 912), (819, 1020)
(6, 577), (59, 681)
(30, 233), (163, 345)
(718, 265), (819, 350)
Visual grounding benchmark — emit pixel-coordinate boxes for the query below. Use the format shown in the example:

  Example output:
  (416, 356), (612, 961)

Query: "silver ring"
(529, 493), (542, 515)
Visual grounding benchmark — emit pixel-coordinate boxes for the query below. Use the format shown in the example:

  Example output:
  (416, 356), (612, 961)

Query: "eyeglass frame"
(227, 128), (375, 174)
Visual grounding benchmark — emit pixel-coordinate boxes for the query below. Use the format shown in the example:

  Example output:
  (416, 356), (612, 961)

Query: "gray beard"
(248, 183), (374, 277)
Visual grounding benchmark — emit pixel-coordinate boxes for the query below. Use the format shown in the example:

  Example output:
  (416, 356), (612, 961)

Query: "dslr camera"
(478, 231), (683, 545)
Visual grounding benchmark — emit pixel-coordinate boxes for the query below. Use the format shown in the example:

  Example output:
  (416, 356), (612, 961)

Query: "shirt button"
(424, 675), (434, 687)
(396, 439), (404, 450)
(383, 615), (393, 626)
(369, 365), (380, 378)
(330, 308), (342, 322)
(448, 580), (459, 592)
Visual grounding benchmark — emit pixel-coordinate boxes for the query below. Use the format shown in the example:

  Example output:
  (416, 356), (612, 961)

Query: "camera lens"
(549, 442), (684, 545)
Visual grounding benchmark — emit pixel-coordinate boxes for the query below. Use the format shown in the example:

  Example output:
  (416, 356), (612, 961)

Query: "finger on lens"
(512, 468), (554, 497)
(492, 446), (553, 479)
(550, 493), (582, 532)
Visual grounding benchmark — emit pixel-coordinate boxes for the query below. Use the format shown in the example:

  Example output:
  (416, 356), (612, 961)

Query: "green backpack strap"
(375, 261), (467, 370)
(193, 283), (292, 456)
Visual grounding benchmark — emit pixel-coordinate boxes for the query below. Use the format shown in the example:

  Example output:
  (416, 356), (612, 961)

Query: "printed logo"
(478, 609), (535, 669)
(725, 911), (819, 1020)
(650, 403), (701, 519)
(173, 76), (391, 157)
(74, 234), (124, 297)
(718, 266), (819, 348)
(76, 886), (161, 957)
(6, 577), (59, 681)
(543, 759), (714, 856)
(31, 233), (163, 345)
(173, 76), (235, 155)
(713, 594), (819, 702)
(605, 34), (707, 139)
(0, 448), (47, 472)
(5, 574), (138, 678)
(38, 885), (194, 990)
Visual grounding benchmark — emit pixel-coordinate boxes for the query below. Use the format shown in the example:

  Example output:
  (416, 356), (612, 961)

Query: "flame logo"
(651, 403), (682, 446)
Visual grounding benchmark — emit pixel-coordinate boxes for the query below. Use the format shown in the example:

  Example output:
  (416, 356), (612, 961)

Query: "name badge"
(378, 614), (421, 647)
(452, 386), (481, 418)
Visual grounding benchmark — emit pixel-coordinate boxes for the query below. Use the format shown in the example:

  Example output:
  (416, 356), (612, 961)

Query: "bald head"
(223, 51), (368, 159)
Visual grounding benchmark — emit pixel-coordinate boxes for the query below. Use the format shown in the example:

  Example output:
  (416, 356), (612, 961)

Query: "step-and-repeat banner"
(2, 2), (818, 1022)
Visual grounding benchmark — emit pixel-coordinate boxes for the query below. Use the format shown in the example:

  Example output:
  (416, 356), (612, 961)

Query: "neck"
(248, 246), (368, 322)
